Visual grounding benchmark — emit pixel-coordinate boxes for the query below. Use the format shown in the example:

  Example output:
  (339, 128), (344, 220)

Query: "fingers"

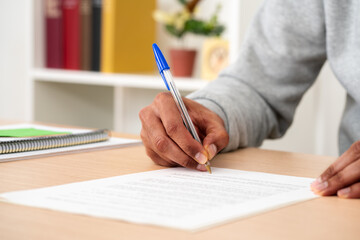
(139, 105), (206, 171)
(155, 93), (208, 164)
(140, 92), (229, 171)
(311, 141), (360, 197)
(318, 141), (360, 183)
(144, 147), (177, 168)
(311, 159), (360, 196)
(337, 182), (360, 199)
(188, 100), (229, 160)
(202, 125), (229, 160)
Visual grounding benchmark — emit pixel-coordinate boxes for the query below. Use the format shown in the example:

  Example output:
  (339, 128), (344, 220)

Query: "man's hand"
(139, 92), (229, 171)
(311, 141), (360, 198)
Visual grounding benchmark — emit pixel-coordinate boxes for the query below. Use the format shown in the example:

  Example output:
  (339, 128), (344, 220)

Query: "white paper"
(0, 167), (318, 231)
(0, 124), (141, 162)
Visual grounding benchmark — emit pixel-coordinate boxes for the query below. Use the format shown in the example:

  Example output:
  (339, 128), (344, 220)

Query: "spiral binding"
(0, 129), (110, 154)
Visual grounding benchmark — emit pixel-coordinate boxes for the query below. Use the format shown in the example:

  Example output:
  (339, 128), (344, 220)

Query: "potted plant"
(153, 0), (225, 77)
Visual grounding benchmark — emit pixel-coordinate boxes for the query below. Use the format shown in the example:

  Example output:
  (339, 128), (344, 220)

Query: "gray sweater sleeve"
(188, 0), (327, 152)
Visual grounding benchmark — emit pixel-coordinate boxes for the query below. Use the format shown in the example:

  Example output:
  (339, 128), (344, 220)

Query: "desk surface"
(0, 131), (359, 240)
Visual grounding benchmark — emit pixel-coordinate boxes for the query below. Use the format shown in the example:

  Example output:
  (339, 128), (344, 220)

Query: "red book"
(62, 0), (80, 69)
(45, 0), (63, 68)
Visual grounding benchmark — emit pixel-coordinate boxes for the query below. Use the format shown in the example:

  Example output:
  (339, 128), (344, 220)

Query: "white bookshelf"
(30, 68), (207, 134)
(32, 68), (207, 91)
(28, 0), (244, 134)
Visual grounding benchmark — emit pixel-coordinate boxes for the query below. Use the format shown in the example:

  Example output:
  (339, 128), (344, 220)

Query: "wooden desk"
(0, 132), (359, 240)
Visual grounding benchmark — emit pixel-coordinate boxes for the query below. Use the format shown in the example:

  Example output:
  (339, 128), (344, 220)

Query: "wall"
(0, 1), (30, 121)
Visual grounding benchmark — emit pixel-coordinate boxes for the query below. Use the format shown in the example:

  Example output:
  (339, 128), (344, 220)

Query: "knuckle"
(333, 172), (345, 184)
(210, 130), (229, 150)
(324, 164), (335, 178)
(165, 123), (179, 137)
(184, 160), (194, 169)
(140, 129), (147, 141)
(351, 183), (360, 195)
(155, 92), (171, 104)
(351, 140), (360, 154)
(138, 107), (150, 123)
(145, 148), (156, 160)
(154, 135), (169, 153)
(220, 130), (229, 144)
(183, 144), (198, 156)
(180, 157), (195, 169)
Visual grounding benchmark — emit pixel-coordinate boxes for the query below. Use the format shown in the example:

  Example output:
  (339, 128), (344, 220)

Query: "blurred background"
(0, 0), (346, 156)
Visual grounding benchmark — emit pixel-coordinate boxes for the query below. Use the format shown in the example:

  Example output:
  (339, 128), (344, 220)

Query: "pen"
(152, 43), (212, 174)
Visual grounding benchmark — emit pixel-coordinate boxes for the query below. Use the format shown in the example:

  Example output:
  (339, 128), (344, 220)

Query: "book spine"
(45, 0), (63, 69)
(102, 1), (156, 73)
(100, 0), (115, 73)
(91, 0), (102, 71)
(62, 0), (80, 70)
(80, 0), (92, 70)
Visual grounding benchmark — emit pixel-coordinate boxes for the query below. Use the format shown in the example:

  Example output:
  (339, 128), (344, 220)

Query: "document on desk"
(0, 168), (317, 231)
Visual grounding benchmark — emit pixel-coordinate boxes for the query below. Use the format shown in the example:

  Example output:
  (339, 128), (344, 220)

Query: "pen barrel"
(163, 69), (212, 173)
(163, 70), (201, 143)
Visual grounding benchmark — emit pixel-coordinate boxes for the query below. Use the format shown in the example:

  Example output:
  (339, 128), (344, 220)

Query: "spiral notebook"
(0, 124), (141, 163)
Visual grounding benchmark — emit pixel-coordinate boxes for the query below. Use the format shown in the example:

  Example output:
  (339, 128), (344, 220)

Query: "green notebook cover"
(0, 128), (71, 138)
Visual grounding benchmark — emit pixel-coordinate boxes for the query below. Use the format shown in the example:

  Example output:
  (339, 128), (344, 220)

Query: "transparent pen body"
(163, 70), (201, 143)
(163, 70), (211, 171)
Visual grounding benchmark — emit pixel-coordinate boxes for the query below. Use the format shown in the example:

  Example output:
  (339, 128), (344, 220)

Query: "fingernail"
(206, 144), (217, 160)
(316, 176), (322, 183)
(311, 180), (328, 192)
(338, 187), (350, 197)
(195, 152), (207, 164)
(196, 164), (207, 171)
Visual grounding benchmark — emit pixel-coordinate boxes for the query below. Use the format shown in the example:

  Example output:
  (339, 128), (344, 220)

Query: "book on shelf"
(63, 0), (81, 70)
(101, 0), (156, 73)
(0, 124), (141, 163)
(91, 0), (102, 71)
(43, 0), (155, 73)
(80, 0), (92, 70)
(45, 0), (63, 68)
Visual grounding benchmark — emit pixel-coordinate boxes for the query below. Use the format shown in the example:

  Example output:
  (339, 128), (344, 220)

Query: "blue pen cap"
(152, 43), (170, 90)
(152, 43), (170, 73)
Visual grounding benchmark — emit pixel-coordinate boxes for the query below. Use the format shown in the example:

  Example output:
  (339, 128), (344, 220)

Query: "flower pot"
(169, 49), (197, 77)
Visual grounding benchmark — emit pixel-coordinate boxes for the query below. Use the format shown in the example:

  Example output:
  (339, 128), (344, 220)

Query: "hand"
(139, 92), (229, 171)
(311, 141), (360, 198)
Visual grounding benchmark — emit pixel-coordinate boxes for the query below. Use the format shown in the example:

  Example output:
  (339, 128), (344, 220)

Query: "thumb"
(202, 125), (229, 160)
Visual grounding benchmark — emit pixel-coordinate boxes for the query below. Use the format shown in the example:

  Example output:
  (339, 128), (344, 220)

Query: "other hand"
(139, 92), (229, 171)
(311, 141), (360, 198)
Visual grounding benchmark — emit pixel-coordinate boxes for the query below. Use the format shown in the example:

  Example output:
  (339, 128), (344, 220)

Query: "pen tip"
(205, 164), (212, 174)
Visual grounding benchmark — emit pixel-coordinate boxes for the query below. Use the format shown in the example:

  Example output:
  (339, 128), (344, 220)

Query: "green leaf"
(161, 2), (225, 38)
(184, 19), (225, 36)
(209, 25), (225, 36)
(178, 0), (188, 6)
(165, 25), (185, 38)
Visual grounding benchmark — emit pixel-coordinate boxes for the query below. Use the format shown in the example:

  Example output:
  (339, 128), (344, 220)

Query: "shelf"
(31, 68), (208, 91)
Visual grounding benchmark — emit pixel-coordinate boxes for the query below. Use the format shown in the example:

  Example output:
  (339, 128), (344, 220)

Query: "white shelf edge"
(30, 68), (208, 91)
